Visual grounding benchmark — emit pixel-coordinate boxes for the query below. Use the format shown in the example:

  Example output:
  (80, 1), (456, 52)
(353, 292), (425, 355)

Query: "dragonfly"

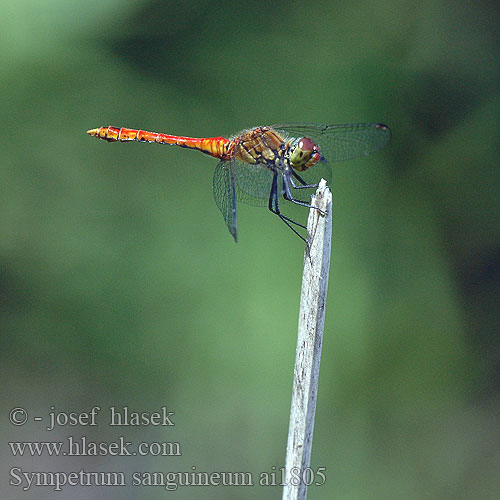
(87, 123), (391, 242)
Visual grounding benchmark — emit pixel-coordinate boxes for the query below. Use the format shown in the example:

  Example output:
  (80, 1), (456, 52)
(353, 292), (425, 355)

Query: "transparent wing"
(233, 159), (275, 207)
(273, 123), (391, 162)
(213, 160), (237, 241)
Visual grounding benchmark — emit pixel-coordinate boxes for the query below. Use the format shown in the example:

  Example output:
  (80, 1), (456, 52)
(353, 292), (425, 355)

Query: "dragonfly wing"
(233, 159), (275, 207)
(213, 159), (237, 241)
(273, 123), (391, 162)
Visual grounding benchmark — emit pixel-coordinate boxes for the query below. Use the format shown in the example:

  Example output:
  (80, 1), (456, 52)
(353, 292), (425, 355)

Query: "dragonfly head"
(289, 137), (321, 171)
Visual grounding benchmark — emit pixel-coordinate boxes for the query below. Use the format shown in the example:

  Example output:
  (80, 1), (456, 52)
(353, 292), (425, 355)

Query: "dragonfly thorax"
(232, 127), (288, 167)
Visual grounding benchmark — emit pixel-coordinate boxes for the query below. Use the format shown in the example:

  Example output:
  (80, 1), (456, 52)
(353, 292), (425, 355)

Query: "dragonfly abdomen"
(87, 126), (230, 159)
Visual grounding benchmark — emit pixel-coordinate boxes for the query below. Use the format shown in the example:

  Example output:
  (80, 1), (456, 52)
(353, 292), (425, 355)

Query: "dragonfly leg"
(290, 170), (319, 189)
(283, 174), (326, 216)
(268, 173), (308, 243)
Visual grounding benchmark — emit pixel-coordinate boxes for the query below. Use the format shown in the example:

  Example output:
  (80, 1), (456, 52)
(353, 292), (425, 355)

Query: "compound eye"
(290, 137), (315, 167)
(298, 137), (315, 153)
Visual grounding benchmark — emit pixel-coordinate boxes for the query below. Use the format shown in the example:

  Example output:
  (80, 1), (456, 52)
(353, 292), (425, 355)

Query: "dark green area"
(1, 1), (499, 499)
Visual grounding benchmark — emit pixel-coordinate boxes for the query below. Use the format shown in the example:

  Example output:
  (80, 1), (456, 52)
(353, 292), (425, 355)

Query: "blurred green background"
(1, 0), (499, 498)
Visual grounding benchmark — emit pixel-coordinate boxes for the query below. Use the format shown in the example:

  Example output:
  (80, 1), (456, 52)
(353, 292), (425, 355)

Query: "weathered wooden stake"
(282, 179), (332, 500)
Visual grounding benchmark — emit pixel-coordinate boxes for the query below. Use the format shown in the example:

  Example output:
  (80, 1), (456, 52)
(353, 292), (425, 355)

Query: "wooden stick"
(282, 179), (332, 500)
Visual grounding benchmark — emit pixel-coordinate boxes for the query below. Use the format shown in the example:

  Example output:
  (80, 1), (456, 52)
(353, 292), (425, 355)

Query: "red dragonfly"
(87, 123), (391, 242)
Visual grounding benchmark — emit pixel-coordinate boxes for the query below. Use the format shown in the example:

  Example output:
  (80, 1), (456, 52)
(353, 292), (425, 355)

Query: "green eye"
(290, 137), (315, 167)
